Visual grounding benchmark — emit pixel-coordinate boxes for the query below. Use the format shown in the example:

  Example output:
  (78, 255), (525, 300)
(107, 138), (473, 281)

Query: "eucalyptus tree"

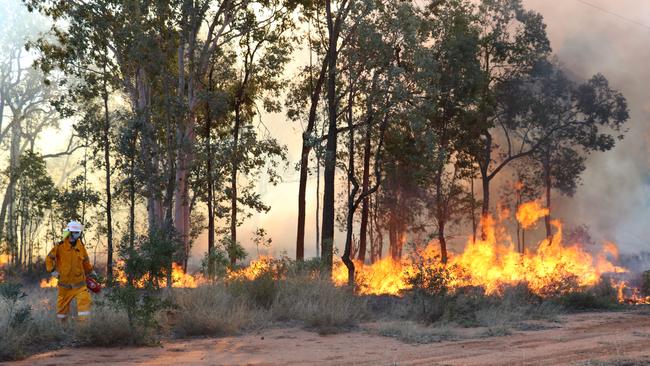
(286, 4), (329, 261)
(320, 0), (357, 272)
(0, 1), (63, 255)
(10, 152), (56, 267)
(506, 60), (629, 239)
(415, 0), (482, 263)
(336, 0), (422, 283)
(466, 0), (551, 227)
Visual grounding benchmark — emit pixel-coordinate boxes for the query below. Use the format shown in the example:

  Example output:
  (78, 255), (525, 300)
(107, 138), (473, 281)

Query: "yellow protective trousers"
(56, 283), (91, 320)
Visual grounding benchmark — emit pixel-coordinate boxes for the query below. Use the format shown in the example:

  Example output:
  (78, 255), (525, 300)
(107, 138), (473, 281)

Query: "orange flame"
(42, 262), (203, 289)
(227, 256), (275, 280)
(516, 200), (549, 229)
(334, 200), (639, 300)
(40, 276), (58, 288)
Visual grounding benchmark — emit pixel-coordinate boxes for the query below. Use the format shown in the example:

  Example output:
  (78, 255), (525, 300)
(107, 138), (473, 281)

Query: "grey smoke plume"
(524, 0), (650, 254)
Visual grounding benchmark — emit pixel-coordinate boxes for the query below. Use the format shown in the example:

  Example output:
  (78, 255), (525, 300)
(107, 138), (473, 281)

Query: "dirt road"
(10, 310), (650, 365)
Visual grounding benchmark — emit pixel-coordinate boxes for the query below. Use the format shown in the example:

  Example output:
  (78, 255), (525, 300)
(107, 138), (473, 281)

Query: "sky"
(11, 0), (650, 265)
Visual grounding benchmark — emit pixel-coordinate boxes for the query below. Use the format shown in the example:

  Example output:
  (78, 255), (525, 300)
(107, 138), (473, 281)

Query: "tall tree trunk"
(357, 119), (372, 263)
(174, 119), (194, 268)
(479, 132), (492, 240)
(315, 151), (321, 258)
(102, 79), (113, 282)
(129, 132), (137, 250)
(321, 1), (340, 272)
(230, 105), (241, 265)
(342, 86), (357, 287)
(7, 112), (20, 261)
(480, 167), (490, 240)
(296, 58), (328, 260)
(470, 177), (476, 243)
(205, 70), (215, 275)
(543, 149), (552, 240)
(388, 212), (399, 260)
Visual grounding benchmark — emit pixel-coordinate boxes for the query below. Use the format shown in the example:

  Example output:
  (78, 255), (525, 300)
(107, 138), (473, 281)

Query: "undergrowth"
(0, 259), (632, 362)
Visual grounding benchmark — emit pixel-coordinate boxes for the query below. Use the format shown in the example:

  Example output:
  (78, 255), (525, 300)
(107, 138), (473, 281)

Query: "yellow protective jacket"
(45, 238), (93, 288)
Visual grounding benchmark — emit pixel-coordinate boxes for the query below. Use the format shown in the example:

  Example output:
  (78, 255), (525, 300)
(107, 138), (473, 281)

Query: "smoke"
(523, 0), (650, 254)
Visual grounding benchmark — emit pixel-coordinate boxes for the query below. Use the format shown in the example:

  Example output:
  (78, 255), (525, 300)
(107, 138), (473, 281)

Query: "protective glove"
(51, 271), (59, 278)
(89, 271), (98, 280)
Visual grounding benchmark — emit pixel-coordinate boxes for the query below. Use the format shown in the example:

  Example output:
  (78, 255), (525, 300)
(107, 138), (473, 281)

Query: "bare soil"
(8, 310), (650, 366)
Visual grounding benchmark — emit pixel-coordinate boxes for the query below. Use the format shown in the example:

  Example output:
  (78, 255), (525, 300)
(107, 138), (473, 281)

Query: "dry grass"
(171, 284), (265, 337)
(75, 307), (142, 346)
(273, 277), (367, 333)
(0, 274), (625, 361)
(0, 286), (67, 360)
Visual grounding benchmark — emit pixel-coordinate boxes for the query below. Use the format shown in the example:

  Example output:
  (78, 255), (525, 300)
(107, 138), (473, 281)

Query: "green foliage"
(551, 280), (620, 312)
(229, 271), (279, 309)
(220, 236), (248, 265)
(200, 247), (230, 280)
(103, 230), (177, 344)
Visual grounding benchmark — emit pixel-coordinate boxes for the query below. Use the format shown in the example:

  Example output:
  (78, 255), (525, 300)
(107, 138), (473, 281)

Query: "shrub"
(0, 285), (66, 361)
(273, 277), (367, 334)
(172, 285), (264, 337)
(404, 283), (561, 329)
(552, 280), (620, 311)
(228, 271), (279, 309)
(75, 305), (137, 346)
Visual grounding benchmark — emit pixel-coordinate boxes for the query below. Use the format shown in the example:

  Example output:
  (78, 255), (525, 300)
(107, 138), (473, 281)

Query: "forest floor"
(8, 309), (650, 366)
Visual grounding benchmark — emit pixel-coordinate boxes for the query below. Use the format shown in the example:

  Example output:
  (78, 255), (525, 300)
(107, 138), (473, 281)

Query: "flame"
(112, 262), (203, 288)
(40, 276), (58, 288)
(0, 254), (9, 281)
(334, 199), (642, 300)
(516, 200), (549, 229)
(227, 256), (276, 280)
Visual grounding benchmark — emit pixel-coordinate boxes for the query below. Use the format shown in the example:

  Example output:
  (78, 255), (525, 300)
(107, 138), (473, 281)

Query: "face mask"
(71, 232), (81, 241)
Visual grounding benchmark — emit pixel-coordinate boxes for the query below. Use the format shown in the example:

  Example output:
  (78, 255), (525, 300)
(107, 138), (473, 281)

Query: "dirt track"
(9, 310), (650, 366)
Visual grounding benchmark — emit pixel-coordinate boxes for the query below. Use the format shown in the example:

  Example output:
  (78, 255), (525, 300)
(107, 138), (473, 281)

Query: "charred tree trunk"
(357, 118), (372, 263)
(388, 212), (399, 260)
(470, 177), (476, 243)
(102, 74), (114, 282)
(321, 0), (341, 272)
(128, 129), (137, 251)
(343, 86), (357, 287)
(297, 58), (328, 261)
(206, 69), (216, 274)
(543, 148), (552, 240)
(230, 105), (241, 260)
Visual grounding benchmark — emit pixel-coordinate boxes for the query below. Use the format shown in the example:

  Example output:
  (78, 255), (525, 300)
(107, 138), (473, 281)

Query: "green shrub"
(228, 271), (279, 309)
(552, 280), (620, 311)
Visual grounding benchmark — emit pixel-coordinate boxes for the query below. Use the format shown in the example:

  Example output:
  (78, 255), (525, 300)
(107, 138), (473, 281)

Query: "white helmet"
(66, 220), (84, 232)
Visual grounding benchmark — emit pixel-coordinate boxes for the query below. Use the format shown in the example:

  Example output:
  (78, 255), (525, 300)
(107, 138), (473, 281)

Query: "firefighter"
(45, 220), (97, 321)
